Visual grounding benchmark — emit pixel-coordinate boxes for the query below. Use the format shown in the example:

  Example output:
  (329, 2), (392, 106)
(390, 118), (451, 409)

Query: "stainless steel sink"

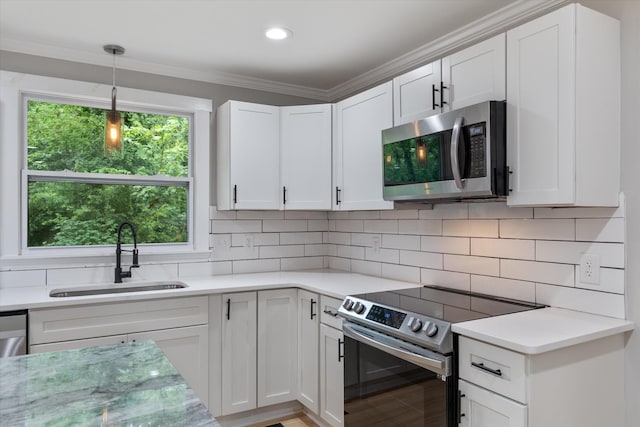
(49, 281), (188, 298)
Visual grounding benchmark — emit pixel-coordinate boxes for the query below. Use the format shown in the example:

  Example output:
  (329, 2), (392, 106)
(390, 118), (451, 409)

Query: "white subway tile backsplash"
(400, 250), (443, 269)
(469, 202), (533, 219)
(420, 268), (471, 291)
(284, 211), (328, 220)
(365, 247), (400, 263)
(471, 238), (535, 260)
(281, 257), (324, 271)
(351, 259), (382, 276)
(399, 220), (442, 235)
(237, 211), (284, 220)
(47, 266), (113, 286)
(325, 232), (351, 245)
(575, 266), (624, 294)
(382, 234), (420, 251)
(501, 259), (574, 287)
(335, 220), (364, 233)
(211, 220), (262, 233)
(351, 233), (381, 247)
(263, 220), (308, 232)
(500, 219), (574, 240)
(363, 220), (399, 234)
(380, 209), (419, 219)
(536, 241), (624, 268)
(328, 211), (349, 220)
(535, 283), (625, 319)
(178, 261), (232, 277)
(382, 263), (420, 283)
(259, 245), (305, 259)
(211, 246), (259, 261)
(233, 259), (280, 274)
(308, 219), (330, 231)
(0, 269), (46, 288)
(231, 233), (279, 247)
(328, 256), (351, 271)
(443, 220), (499, 238)
(470, 275), (536, 302)
(576, 218), (625, 243)
(279, 232), (323, 245)
(305, 244), (335, 257)
(421, 236), (469, 255)
(336, 245), (365, 260)
(419, 204), (468, 219)
(444, 255), (499, 276)
(348, 211), (381, 220)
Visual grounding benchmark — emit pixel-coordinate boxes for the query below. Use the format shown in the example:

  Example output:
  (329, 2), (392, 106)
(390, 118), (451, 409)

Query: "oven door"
(343, 322), (455, 427)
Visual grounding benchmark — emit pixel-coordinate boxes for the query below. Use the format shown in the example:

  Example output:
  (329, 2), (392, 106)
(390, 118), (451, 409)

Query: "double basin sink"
(49, 281), (187, 298)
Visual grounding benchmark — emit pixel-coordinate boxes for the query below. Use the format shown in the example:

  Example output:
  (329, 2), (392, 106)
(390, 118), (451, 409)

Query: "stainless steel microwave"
(382, 100), (507, 202)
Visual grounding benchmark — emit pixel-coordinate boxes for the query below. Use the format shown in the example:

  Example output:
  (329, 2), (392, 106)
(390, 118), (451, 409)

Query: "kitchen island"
(0, 340), (218, 426)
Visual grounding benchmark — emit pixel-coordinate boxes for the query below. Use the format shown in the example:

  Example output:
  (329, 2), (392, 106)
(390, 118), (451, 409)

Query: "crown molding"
(328, 0), (570, 100)
(1, 0), (569, 103)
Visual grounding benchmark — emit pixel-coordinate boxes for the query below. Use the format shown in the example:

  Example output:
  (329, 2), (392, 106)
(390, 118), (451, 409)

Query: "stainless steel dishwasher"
(0, 310), (27, 357)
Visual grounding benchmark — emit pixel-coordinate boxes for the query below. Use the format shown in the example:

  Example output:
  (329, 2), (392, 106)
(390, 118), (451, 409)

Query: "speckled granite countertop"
(0, 340), (218, 426)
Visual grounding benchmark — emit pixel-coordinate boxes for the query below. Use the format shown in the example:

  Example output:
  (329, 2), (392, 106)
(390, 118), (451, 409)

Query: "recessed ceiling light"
(265, 27), (292, 40)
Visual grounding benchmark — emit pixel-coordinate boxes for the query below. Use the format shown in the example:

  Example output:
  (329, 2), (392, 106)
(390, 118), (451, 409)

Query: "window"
(0, 71), (211, 261)
(25, 98), (191, 247)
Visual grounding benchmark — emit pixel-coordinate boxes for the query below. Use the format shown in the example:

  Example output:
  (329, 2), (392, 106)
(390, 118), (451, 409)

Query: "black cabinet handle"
(310, 299), (317, 320)
(440, 81), (448, 107)
(471, 361), (503, 377)
(283, 186), (287, 205)
(226, 298), (231, 320)
(458, 391), (466, 423)
(432, 83), (438, 109)
(335, 186), (341, 205)
(338, 338), (344, 362)
(233, 185), (237, 204)
(323, 309), (339, 317)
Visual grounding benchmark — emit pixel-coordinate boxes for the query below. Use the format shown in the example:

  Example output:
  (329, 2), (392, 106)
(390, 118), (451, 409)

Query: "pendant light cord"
(111, 49), (117, 112)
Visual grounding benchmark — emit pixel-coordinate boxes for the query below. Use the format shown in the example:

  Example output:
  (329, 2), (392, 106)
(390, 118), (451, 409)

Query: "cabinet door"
(506, 6), (575, 206)
(297, 290), (319, 413)
(393, 60), (442, 125)
(281, 104), (332, 210)
(459, 380), (527, 427)
(442, 33), (506, 111)
(229, 101), (280, 210)
(29, 334), (127, 353)
(130, 325), (209, 406)
(257, 288), (298, 407)
(320, 324), (344, 426)
(221, 292), (257, 415)
(333, 81), (394, 211)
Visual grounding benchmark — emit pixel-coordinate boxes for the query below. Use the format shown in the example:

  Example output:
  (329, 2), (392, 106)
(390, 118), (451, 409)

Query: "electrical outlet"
(580, 254), (601, 285)
(372, 236), (381, 254)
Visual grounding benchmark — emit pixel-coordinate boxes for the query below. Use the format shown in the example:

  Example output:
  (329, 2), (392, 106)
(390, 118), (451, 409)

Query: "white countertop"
(0, 269), (422, 311)
(452, 306), (634, 355)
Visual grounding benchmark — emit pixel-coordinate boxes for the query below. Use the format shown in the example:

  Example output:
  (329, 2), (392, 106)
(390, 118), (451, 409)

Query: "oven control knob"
(408, 317), (423, 332)
(425, 322), (439, 337)
(354, 302), (366, 314)
(343, 298), (355, 311)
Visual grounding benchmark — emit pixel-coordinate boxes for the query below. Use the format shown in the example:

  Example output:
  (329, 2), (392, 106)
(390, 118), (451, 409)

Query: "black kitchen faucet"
(115, 221), (140, 283)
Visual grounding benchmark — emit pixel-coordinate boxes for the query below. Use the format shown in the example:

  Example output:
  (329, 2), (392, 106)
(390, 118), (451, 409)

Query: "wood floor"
(247, 413), (319, 427)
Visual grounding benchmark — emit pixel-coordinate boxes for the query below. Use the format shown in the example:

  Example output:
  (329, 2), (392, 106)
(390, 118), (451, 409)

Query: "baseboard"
(216, 401), (303, 427)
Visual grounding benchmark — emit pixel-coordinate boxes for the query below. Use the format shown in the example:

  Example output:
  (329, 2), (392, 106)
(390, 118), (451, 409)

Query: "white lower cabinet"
(220, 289), (298, 416)
(320, 323), (344, 427)
(297, 290), (319, 413)
(28, 297), (209, 406)
(459, 380), (526, 427)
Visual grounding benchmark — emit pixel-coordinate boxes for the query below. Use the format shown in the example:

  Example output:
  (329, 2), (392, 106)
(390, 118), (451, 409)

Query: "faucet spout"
(115, 221), (140, 283)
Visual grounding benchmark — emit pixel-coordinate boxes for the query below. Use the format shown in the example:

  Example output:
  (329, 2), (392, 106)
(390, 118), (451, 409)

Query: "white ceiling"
(0, 0), (562, 100)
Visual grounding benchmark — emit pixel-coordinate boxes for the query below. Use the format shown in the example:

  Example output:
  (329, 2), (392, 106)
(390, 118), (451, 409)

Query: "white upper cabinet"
(442, 33), (506, 112)
(217, 101), (280, 210)
(333, 81), (394, 210)
(281, 104), (332, 210)
(506, 4), (620, 207)
(393, 34), (506, 126)
(393, 60), (442, 125)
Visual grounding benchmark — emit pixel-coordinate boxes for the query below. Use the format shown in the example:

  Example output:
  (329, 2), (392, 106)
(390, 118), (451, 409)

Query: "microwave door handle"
(451, 116), (465, 190)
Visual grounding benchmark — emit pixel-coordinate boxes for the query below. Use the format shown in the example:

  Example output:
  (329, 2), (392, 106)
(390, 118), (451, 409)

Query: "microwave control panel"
(467, 123), (486, 178)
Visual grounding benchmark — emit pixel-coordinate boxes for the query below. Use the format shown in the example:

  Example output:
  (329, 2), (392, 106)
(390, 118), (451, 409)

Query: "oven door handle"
(450, 116), (465, 190)
(343, 323), (450, 377)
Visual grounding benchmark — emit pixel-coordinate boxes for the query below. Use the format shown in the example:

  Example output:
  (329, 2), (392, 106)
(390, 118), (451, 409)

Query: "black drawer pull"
(323, 309), (339, 317)
(226, 298), (231, 320)
(471, 361), (503, 377)
(310, 298), (317, 320)
(338, 338), (344, 362)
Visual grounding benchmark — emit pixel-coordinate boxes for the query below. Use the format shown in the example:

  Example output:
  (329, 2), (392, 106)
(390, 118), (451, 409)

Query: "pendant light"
(103, 44), (125, 152)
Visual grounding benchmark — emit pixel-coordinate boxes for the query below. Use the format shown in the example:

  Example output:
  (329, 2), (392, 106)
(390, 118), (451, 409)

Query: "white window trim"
(0, 71), (212, 268)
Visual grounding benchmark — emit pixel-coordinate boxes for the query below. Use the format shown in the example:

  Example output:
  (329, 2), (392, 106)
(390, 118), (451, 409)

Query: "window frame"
(0, 71), (212, 266)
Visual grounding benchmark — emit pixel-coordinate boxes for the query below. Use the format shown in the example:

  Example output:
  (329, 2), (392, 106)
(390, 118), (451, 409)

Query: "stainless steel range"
(338, 286), (544, 427)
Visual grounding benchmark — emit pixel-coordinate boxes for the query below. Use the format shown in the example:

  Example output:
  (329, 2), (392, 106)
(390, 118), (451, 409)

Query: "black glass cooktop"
(353, 285), (545, 323)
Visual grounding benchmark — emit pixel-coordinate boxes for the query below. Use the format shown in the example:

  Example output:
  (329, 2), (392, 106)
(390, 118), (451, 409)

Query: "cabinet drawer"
(320, 295), (343, 329)
(30, 296), (208, 344)
(459, 336), (527, 403)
